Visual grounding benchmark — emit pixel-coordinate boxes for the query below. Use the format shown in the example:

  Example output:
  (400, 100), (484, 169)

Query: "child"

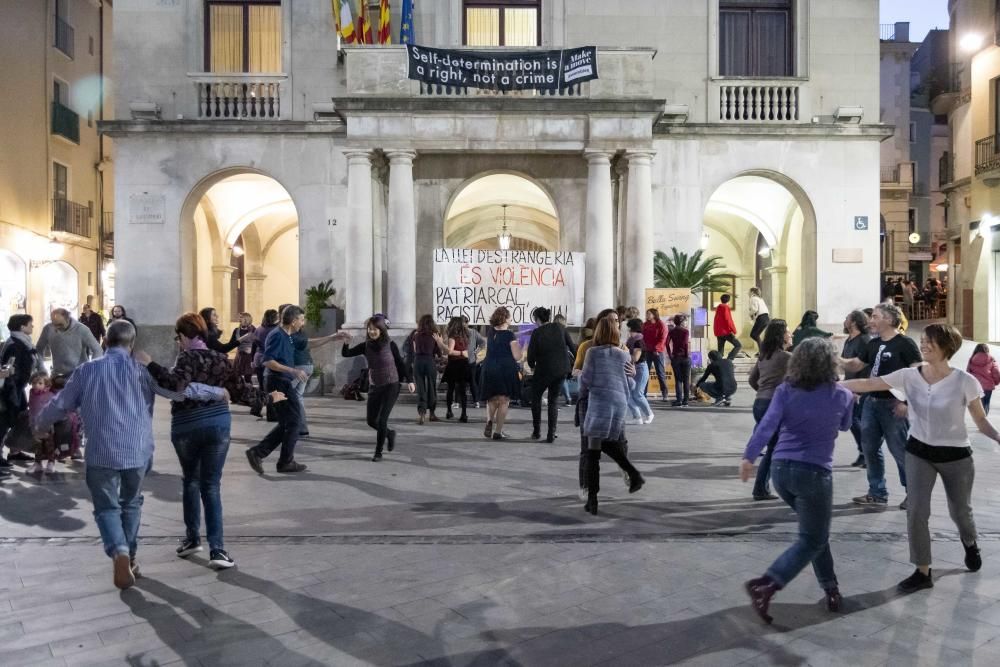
(967, 343), (1000, 413)
(27, 372), (57, 474)
(49, 375), (82, 462)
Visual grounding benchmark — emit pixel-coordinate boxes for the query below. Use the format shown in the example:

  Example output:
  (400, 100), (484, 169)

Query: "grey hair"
(874, 302), (902, 328)
(785, 337), (840, 390)
(280, 304), (304, 326)
(51, 308), (71, 319)
(106, 320), (136, 349)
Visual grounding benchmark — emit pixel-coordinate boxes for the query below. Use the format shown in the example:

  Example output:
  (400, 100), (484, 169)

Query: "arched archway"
(0, 249), (27, 329)
(444, 172), (560, 250)
(702, 172), (817, 334)
(43, 261), (79, 317)
(180, 169), (299, 328)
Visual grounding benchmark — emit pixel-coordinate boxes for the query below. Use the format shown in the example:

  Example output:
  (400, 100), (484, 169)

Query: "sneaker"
(964, 542), (983, 572)
(371, 452), (383, 462)
(130, 559), (141, 579)
(475, 402), (481, 409)
(113, 553), (135, 590)
(897, 568), (933, 594)
(276, 461), (307, 473)
(850, 455), (866, 467)
(852, 494), (888, 506)
(722, 398), (732, 407)
(44, 461), (55, 474)
(753, 493), (779, 501)
(626, 418), (643, 426)
(644, 414), (655, 424)
(245, 449), (264, 475)
(28, 462), (43, 475)
(209, 550), (236, 570)
(899, 496), (908, 511)
(712, 398), (727, 407)
(176, 539), (202, 558)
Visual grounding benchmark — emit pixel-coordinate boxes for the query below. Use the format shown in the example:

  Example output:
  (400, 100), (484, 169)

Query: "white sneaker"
(44, 461), (55, 474)
(626, 417), (643, 425)
(644, 414), (655, 424)
(29, 462), (42, 475)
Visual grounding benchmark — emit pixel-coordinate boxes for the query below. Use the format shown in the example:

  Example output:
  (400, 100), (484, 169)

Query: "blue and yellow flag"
(399, 0), (414, 44)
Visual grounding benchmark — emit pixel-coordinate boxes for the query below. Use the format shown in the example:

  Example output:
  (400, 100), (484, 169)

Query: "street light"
(960, 33), (984, 53)
(497, 204), (512, 250)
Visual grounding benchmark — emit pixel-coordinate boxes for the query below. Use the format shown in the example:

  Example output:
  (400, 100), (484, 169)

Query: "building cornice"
(654, 123), (894, 140)
(330, 97), (667, 116)
(98, 120), (346, 137)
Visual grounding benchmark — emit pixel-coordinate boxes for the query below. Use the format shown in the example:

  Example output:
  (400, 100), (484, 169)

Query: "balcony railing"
(719, 82), (799, 122)
(939, 152), (953, 188)
(879, 24), (897, 40)
(51, 101), (79, 143)
(52, 198), (92, 238)
(54, 16), (73, 58)
(191, 75), (285, 119)
(977, 136), (1000, 176)
(880, 162), (915, 189)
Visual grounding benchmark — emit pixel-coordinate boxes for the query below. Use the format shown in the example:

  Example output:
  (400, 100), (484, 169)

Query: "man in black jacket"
(526, 307), (571, 442)
(1, 314), (39, 471)
(695, 350), (737, 407)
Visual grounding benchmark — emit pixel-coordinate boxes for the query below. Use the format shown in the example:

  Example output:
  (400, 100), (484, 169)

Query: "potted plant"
(304, 280), (338, 333)
(653, 248), (729, 295)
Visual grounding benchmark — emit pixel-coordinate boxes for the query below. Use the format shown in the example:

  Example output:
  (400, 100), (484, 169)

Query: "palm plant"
(304, 280), (337, 329)
(653, 248), (729, 293)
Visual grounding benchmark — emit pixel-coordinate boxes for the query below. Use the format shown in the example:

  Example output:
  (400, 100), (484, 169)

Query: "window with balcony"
(719, 0), (793, 77)
(51, 79), (79, 143)
(463, 0), (540, 47)
(205, 1), (282, 73)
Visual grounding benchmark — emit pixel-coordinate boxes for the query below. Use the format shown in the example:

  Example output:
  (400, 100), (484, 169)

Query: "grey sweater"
(36, 319), (103, 375)
(749, 350), (791, 401)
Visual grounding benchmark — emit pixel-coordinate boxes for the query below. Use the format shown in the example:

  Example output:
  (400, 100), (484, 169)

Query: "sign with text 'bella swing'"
(433, 249), (585, 325)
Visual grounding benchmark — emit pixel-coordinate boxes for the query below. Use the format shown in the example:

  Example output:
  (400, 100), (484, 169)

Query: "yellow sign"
(644, 288), (692, 318)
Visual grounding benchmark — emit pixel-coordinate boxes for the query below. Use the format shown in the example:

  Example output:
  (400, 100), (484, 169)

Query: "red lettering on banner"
(486, 265), (567, 286)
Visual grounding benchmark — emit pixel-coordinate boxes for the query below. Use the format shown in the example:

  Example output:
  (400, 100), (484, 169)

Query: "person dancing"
(842, 324), (995, 593)
(740, 338), (855, 624)
(747, 319), (792, 501)
(443, 317), (471, 422)
(480, 307), (521, 441)
(342, 316), (414, 461)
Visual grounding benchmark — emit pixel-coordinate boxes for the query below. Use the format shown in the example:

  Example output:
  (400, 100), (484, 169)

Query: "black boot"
(584, 450), (601, 515)
(601, 441), (644, 494)
(545, 429), (557, 443)
(745, 575), (780, 624)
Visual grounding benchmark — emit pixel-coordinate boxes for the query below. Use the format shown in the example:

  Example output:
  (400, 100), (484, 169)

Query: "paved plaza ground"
(3, 338), (1000, 665)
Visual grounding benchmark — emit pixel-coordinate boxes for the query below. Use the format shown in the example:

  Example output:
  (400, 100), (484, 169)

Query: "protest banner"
(433, 248), (585, 325)
(406, 45), (598, 92)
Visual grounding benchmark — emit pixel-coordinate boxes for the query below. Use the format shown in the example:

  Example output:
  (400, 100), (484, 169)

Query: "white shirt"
(882, 366), (983, 448)
(748, 295), (769, 319)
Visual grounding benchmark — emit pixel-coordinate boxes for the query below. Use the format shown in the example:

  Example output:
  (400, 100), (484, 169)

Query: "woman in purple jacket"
(739, 337), (855, 624)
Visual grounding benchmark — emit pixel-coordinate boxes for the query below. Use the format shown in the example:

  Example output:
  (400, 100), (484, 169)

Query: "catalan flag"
(399, 0), (414, 44)
(333, 0), (356, 44)
(377, 0), (392, 44)
(357, 0), (373, 44)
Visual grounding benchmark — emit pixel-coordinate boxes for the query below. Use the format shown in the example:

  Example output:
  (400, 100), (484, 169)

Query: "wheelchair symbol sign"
(854, 216), (869, 231)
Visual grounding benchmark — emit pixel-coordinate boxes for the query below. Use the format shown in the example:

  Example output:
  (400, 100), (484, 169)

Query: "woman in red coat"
(641, 309), (668, 401)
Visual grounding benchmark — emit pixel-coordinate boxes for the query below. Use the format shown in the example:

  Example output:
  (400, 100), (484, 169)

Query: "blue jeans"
(85, 462), (149, 559)
(861, 397), (909, 500)
(627, 363), (653, 420)
(644, 351), (667, 398)
(751, 398), (777, 497)
(292, 363), (313, 432)
(849, 396), (864, 453)
(767, 460), (838, 591)
(172, 419), (231, 551)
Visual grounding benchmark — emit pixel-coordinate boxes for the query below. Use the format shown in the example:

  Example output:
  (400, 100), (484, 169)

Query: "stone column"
(623, 150), (655, 310)
(344, 150), (375, 329)
(211, 265), (234, 323)
(584, 151), (615, 318)
(244, 272), (266, 318)
(385, 149), (417, 330)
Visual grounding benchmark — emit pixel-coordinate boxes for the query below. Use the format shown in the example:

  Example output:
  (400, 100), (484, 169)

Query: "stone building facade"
(105, 0), (887, 372)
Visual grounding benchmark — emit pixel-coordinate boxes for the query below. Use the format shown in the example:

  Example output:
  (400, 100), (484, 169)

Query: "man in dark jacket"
(526, 307), (571, 442)
(1, 314), (39, 470)
(79, 304), (106, 346)
(696, 350), (737, 407)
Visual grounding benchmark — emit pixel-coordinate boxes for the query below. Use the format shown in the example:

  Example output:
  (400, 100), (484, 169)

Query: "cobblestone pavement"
(3, 374), (1000, 665)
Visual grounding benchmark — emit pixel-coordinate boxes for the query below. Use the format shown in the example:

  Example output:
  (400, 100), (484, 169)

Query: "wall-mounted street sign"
(406, 45), (598, 92)
(853, 216), (869, 231)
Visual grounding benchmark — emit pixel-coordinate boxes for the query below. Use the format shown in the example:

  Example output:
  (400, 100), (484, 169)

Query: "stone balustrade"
(189, 73), (286, 119)
(715, 80), (801, 122)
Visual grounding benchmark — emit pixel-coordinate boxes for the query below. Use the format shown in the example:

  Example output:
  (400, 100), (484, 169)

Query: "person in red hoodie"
(714, 294), (742, 360)
(641, 308), (668, 401)
(967, 343), (1000, 413)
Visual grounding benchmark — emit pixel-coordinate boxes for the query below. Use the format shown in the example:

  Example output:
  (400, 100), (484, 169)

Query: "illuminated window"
(464, 1), (540, 47)
(205, 1), (282, 73)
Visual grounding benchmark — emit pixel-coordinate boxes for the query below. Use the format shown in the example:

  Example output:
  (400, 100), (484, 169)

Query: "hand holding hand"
(270, 390), (287, 403)
(133, 350), (152, 366)
(295, 369), (309, 383)
(572, 368), (582, 378)
(221, 388), (231, 404)
(407, 382), (416, 393)
(739, 458), (755, 482)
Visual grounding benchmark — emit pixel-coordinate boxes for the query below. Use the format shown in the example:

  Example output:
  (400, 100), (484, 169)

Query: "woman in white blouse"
(747, 287), (770, 354)
(842, 324), (1000, 594)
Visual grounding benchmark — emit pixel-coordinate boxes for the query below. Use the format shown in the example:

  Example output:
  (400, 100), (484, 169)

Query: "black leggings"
(367, 383), (401, 453)
(446, 380), (467, 414)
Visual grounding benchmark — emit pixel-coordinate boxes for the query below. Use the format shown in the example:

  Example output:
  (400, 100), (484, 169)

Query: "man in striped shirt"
(35, 320), (224, 590)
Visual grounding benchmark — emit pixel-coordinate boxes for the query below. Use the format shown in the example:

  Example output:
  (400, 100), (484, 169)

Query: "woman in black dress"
(480, 307), (522, 441)
(443, 317), (471, 422)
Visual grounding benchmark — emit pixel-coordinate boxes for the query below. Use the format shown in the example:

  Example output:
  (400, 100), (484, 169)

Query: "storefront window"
(43, 260), (79, 318)
(0, 250), (27, 337)
(464, 1), (540, 47)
